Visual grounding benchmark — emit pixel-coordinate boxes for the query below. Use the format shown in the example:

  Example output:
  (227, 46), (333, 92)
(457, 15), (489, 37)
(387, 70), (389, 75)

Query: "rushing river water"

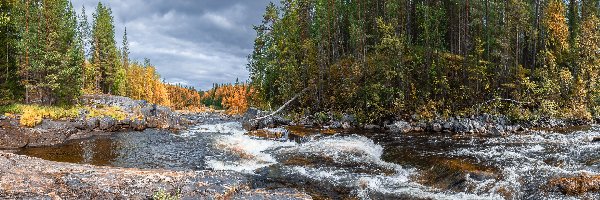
(16, 118), (600, 199)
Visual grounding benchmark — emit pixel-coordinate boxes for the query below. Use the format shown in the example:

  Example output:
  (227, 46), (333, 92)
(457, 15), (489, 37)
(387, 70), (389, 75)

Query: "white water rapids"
(173, 122), (595, 199)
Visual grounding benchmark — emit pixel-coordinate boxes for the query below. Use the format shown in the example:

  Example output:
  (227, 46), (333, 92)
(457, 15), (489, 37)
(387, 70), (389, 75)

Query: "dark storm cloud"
(72, 0), (274, 90)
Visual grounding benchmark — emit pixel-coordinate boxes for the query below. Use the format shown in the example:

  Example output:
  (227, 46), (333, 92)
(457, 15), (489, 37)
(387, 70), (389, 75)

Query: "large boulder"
(0, 128), (28, 148)
(27, 120), (78, 147)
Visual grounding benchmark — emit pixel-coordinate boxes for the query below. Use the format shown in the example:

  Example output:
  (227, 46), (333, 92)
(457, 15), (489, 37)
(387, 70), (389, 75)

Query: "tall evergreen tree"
(90, 2), (122, 95)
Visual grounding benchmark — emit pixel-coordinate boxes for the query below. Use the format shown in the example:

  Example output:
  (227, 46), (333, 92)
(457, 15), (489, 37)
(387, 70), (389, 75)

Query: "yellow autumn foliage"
(0, 104), (126, 127)
(203, 84), (255, 115)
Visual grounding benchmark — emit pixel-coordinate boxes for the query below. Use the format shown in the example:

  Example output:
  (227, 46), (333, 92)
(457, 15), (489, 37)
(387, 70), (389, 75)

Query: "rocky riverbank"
(241, 107), (588, 136)
(0, 95), (191, 149)
(0, 152), (310, 199)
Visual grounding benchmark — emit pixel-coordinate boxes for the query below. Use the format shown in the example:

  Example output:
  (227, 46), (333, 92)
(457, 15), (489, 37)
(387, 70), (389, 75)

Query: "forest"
(0, 0), (255, 114)
(248, 0), (600, 123)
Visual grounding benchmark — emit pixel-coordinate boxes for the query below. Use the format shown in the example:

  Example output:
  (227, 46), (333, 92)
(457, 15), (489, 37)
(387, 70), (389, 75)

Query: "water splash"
(196, 122), (296, 173)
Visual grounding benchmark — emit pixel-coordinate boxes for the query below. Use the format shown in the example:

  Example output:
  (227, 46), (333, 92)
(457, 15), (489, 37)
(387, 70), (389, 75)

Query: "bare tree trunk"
(253, 87), (309, 121)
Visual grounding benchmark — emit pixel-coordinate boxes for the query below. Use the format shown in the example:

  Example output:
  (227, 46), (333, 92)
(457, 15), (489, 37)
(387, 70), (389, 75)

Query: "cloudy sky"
(72, 0), (274, 90)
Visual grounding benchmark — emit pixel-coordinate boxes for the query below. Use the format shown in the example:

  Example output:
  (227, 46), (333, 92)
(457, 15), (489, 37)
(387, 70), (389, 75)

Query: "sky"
(71, 0), (274, 90)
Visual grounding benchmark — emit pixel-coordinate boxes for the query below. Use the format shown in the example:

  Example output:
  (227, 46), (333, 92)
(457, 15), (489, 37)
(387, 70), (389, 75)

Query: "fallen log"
(252, 87), (309, 122)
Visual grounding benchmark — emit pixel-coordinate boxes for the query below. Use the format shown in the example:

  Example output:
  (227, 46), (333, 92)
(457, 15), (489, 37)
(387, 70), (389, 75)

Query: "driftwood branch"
(252, 87), (309, 121)
(474, 98), (532, 114)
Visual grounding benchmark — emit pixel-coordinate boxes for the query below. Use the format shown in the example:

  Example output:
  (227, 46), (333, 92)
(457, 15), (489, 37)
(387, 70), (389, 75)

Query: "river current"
(16, 119), (600, 199)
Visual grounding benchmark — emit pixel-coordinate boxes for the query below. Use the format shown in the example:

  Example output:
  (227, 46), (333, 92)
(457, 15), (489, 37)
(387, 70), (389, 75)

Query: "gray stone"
(386, 121), (412, 133)
(130, 119), (147, 131)
(342, 122), (353, 129)
(329, 121), (342, 129)
(489, 126), (502, 137)
(85, 118), (100, 130)
(364, 124), (381, 129)
(341, 114), (357, 125)
(98, 117), (117, 131)
(432, 123), (442, 132)
(443, 122), (453, 130)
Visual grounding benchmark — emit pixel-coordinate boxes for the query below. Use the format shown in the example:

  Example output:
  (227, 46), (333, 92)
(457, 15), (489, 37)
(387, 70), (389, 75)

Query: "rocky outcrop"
(0, 152), (311, 199)
(82, 94), (188, 130)
(0, 95), (191, 149)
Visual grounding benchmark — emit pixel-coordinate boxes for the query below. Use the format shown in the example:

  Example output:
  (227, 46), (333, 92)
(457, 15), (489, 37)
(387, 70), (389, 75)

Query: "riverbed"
(16, 116), (600, 199)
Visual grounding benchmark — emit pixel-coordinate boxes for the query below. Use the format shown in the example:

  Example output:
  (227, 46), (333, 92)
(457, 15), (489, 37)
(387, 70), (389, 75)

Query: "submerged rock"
(548, 174), (600, 195)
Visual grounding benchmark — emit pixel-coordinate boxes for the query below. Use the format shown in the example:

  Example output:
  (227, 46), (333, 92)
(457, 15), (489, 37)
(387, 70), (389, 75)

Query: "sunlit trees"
(166, 84), (202, 110)
(201, 83), (254, 115)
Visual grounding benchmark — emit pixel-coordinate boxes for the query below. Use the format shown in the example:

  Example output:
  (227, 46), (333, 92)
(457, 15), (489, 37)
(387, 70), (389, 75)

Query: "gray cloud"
(72, 0), (273, 90)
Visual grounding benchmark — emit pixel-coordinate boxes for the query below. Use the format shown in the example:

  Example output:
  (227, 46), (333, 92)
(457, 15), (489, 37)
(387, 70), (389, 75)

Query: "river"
(16, 117), (600, 199)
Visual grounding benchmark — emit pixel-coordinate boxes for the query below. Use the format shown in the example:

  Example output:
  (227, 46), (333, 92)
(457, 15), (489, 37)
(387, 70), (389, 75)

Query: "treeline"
(0, 0), (205, 110)
(248, 0), (600, 123)
(200, 83), (254, 115)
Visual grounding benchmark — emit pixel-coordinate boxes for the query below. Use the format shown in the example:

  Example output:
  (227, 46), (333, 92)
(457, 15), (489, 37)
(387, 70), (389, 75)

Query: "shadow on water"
(16, 129), (214, 170)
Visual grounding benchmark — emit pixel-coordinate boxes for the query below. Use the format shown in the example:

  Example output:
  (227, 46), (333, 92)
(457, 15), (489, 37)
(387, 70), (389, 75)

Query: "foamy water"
(451, 128), (600, 199)
(174, 122), (599, 199)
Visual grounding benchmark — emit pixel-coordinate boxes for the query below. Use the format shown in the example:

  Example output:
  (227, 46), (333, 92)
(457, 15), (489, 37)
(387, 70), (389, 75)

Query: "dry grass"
(0, 104), (127, 127)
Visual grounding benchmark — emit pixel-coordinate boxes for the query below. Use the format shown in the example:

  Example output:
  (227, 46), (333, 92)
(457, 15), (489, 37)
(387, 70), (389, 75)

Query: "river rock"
(329, 121), (342, 129)
(85, 117), (100, 130)
(342, 122), (353, 129)
(432, 123), (442, 132)
(489, 126), (502, 137)
(386, 121), (412, 133)
(99, 117), (118, 131)
(131, 119), (147, 131)
(341, 114), (357, 125)
(443, 122), (453, 130)
(364, 124), (381, 130)
(592, 137), (600, 142)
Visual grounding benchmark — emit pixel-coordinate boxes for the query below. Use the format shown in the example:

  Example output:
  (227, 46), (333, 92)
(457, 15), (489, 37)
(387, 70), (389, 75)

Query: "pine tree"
(90, 2), (122, 95)
(122, 27), (129, 68)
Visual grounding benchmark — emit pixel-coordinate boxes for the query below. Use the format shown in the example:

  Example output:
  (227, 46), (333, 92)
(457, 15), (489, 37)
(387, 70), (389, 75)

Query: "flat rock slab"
(0, 153), (311, 200)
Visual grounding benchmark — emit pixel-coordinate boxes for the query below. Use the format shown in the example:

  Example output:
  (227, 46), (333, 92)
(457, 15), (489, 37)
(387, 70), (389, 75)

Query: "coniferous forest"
(0, 0), (215, 110)
(248, 0), (600, 123)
